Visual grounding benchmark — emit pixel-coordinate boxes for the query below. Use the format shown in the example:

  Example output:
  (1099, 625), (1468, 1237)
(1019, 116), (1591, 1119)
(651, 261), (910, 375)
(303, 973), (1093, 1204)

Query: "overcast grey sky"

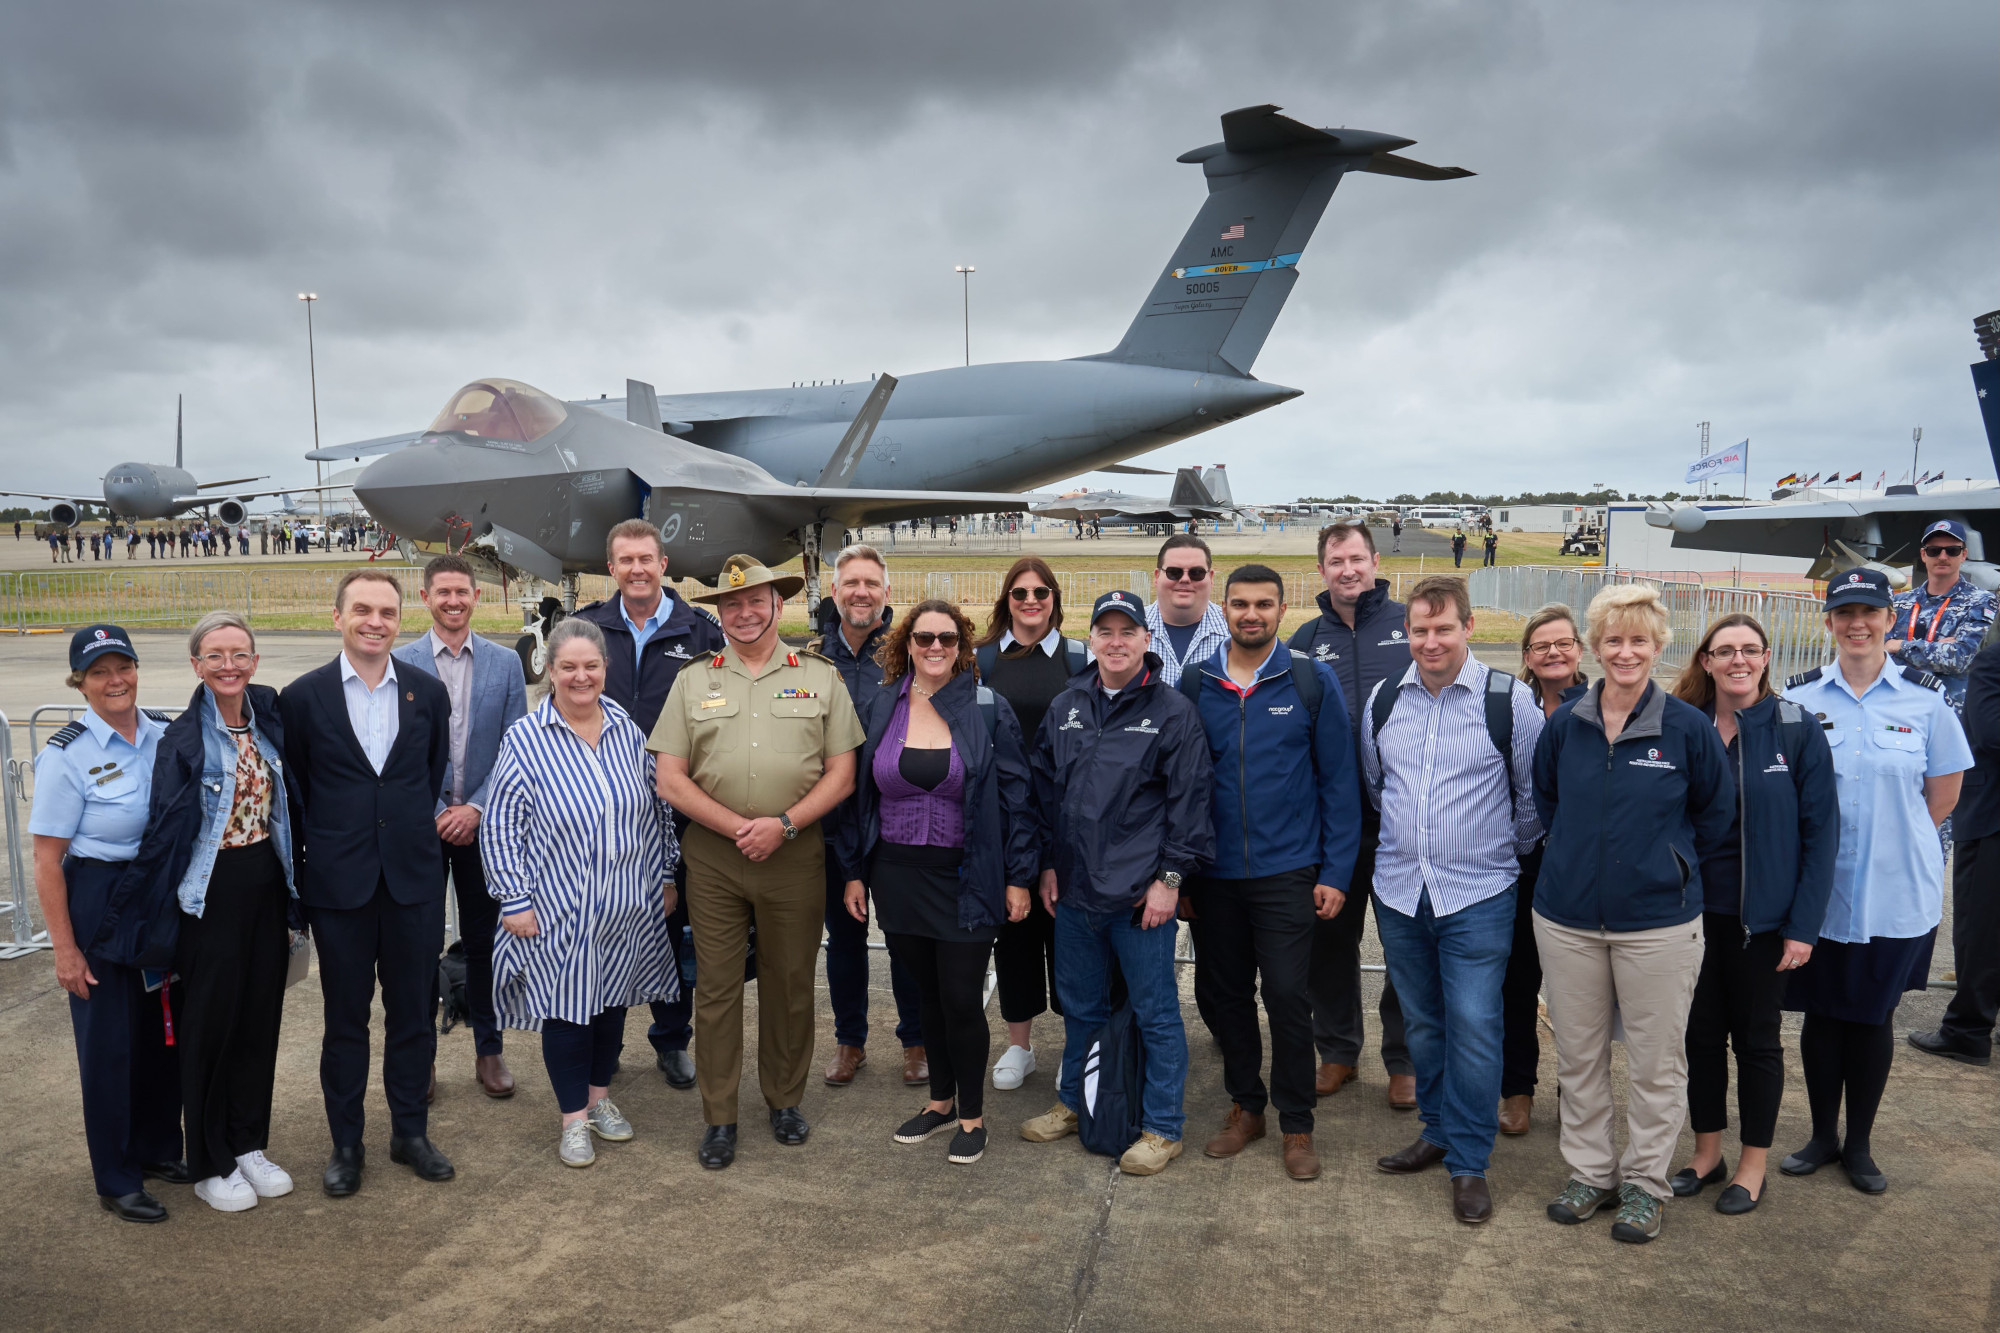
(1, 0), (1993, 503)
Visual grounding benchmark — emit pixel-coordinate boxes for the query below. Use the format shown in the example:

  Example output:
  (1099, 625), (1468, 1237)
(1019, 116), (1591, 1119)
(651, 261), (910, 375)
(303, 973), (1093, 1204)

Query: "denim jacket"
(175, 684), (297, 916)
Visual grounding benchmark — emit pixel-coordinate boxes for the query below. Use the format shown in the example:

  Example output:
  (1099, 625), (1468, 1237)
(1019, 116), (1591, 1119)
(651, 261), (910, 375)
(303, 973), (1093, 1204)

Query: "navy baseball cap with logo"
(1090, 589), (1147, 627)
(70, 623), (138, 671)
(1920, 519), (1969, 547)
(1823, 568), (1894, 610)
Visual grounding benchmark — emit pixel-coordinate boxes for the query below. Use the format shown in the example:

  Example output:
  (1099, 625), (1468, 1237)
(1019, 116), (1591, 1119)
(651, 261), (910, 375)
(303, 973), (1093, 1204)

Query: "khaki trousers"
(683, 823), (827, 1125)
(1532, 911), (1705, 1201)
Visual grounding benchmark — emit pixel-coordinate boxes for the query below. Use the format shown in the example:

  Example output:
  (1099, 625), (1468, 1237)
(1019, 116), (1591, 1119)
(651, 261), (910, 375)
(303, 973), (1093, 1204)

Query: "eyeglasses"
(1703, 645), (1768, 662)
(1161, 566), (1210, 583)
(1009, 586), (1053, 602)
(910, 631), (960, 648)
(1528, 638), (1578, 656)
(197, 651), (256, 668)
(1923, 545), (1965, 559)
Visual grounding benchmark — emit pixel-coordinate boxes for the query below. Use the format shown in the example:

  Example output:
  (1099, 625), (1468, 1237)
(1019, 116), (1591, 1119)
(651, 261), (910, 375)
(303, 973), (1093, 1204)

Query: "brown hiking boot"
(1282, 1133), (1321, 1181)
(1202, 1104), (1267, 1158)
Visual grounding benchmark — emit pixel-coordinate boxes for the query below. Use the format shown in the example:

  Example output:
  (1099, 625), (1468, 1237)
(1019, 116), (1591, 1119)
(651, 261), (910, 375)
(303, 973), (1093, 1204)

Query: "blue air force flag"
(1685, 441), (1749, 485)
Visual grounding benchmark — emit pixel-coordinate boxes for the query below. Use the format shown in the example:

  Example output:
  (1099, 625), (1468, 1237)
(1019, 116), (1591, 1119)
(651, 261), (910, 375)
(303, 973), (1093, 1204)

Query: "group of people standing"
(35, 513), (1994, 1240)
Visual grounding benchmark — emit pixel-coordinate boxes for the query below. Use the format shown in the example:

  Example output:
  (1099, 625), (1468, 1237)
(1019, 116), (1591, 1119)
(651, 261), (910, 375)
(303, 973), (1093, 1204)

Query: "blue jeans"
(1374, 885), (1515, 1176)
(1053, 902), (1187, 1142)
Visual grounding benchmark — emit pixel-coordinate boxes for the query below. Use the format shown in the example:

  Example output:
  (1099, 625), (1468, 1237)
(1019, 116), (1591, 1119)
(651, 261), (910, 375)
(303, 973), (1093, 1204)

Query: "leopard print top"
(220, 724), (272, 847)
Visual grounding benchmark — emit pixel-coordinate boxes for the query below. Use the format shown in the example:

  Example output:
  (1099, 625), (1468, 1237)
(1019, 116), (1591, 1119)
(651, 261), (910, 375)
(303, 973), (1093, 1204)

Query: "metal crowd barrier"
(0, 711), (36, 957)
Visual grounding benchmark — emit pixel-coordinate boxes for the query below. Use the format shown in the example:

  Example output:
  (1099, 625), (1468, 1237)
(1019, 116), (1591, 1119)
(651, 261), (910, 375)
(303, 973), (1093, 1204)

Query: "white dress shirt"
(340, 651), (401, 774)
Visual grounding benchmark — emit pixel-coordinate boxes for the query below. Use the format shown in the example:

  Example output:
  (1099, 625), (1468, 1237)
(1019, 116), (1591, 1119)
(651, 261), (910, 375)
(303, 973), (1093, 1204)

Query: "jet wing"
(1660, 489), (2000, 560)
(735, 485), (1028, 529)
(169, 481), (354, 505)
(305, 430), (425, 463)
(0, 488), (100, 505)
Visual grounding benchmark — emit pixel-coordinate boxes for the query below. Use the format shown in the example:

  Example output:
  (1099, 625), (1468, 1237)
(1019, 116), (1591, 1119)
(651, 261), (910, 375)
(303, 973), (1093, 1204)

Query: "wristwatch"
(779, 812), (798, 841)
(1158, 871), (1183, 891)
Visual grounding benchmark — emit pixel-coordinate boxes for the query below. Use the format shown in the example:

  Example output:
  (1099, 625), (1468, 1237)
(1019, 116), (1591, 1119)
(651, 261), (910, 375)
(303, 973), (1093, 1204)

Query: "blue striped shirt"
(1361, 654), (1544, 917)
(478, 695), (680, 1029)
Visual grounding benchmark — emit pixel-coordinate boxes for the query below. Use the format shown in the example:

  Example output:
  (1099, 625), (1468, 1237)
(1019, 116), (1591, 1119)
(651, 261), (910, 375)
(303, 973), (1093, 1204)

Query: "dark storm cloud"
(0, 0), (1992, 502)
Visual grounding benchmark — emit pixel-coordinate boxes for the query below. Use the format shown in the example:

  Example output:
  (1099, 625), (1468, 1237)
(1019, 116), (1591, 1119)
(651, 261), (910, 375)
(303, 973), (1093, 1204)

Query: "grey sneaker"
(559, 1120), (595, 1168)
(587, 1097), (634, 1142)
(1610, 1182), (1664, 1243)
(1546, 1178), (1619, 1224)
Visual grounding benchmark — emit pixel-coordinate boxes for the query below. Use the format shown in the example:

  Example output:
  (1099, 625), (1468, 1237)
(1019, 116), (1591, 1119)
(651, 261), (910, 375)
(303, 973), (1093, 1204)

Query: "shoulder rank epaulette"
(1785, 666), (1823, 689)
(1902, 666), (1944, 692)
(803, 634), (825, 656)
(796, 647), (834, 665)
(46, 721), (85, 749)
(692, 604), (721, 627)
(141, 708), (172, 722)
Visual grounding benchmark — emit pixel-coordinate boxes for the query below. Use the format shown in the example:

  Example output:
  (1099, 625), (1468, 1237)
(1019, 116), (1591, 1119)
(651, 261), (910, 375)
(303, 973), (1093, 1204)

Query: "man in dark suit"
(1911, 636), (2000, 1066)
(282, 569), (455, 1195)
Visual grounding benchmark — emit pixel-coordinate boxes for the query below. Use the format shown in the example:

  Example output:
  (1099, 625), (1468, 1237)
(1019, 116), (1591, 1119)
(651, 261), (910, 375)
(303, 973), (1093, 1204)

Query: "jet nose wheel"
(516, 632), (548, 685)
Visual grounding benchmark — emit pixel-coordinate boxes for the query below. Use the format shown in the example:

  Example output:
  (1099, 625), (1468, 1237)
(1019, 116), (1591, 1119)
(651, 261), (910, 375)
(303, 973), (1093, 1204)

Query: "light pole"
(954, 265), (975, 366)
(298, 292), (323, 529)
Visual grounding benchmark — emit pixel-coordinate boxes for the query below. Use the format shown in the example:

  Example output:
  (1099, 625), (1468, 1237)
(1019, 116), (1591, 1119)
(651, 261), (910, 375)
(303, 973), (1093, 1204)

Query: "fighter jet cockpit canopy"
(425, 380), (568, 444)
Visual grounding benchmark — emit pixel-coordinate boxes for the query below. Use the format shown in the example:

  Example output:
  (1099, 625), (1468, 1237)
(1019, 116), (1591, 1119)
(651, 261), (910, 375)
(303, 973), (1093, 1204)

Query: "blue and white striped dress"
(479, 696), (681, 1031)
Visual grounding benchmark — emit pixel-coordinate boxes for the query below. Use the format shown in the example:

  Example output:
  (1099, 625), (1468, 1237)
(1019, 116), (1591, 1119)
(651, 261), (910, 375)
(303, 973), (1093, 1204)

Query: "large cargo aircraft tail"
(1085, 105), (1471, 378)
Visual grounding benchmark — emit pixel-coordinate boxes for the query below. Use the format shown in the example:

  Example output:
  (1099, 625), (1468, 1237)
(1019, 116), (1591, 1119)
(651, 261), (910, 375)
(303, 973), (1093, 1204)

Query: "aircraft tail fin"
(1201, 465), (1234, 506)
(814, 374), (897, 487)
(176, 394), (183, 470)
(1167, 466), (1216, 509)
(626, 379), (663, 431)
(1084, 105), (1471, 377)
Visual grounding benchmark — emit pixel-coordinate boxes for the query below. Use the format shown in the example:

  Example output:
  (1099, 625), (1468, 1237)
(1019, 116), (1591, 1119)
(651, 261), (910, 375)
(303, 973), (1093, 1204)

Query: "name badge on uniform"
(775, 688), (819, 699)
(701, 695), (730, 709)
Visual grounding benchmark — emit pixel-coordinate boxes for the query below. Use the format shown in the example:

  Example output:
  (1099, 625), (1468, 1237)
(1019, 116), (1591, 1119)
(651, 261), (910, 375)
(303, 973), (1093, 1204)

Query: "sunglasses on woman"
(911, 631), (960, 647)
(1009, 585), (1052, 602)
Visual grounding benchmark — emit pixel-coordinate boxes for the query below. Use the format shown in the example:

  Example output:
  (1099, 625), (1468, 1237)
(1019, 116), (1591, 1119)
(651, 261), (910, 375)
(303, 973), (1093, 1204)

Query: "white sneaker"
(234, 1150), (294, 1198)
(992, 1044), (1037, 1090)
(193, 1169), (259, 1213)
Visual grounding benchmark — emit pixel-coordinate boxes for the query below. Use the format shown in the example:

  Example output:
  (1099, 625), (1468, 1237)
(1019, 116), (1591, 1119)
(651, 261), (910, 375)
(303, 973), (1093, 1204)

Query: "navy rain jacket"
(573, 593), (725, 734)
(1707, 691), (1839, 944)
(1287, 580), (1409, 735)
(1029, 652), (1215, 913)
(1531, 680), (1735, 932)
(835, 670), (1039, 933)
(1183, 646), (1360, 885)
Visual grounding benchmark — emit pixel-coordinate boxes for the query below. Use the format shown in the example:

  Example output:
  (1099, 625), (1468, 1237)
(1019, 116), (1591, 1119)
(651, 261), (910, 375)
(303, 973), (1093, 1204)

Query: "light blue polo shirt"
(1786, 659), (1973, 942)
(28, 708), (166, 861)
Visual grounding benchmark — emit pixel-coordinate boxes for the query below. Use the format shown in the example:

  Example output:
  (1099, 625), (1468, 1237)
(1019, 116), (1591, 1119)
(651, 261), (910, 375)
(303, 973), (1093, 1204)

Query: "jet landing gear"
(514, 575), (582, 685)
(798, 521), (834, 621)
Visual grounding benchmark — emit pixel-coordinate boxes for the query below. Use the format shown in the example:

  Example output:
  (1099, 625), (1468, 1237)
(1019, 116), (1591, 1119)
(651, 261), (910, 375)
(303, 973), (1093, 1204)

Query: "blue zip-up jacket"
(573, 593), (725, 734)
(1183, 645), (1360, 885)
(1531, 680), (1735, 932)
(1286, 581), (1409, 735)
(1705, 692), (1838, 944)
(836, 670), (1039, 932)
(1029, 653), (1215, 913)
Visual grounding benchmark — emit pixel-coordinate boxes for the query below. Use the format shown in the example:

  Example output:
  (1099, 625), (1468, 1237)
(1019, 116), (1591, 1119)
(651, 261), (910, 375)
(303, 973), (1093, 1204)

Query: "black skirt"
(871, 841), (993, 944)
(1783, 930), (1937, 1026)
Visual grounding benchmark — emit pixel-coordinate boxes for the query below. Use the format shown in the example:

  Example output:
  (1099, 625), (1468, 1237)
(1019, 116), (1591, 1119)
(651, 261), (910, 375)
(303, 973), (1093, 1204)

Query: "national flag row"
(1773, 469), (1949, 488)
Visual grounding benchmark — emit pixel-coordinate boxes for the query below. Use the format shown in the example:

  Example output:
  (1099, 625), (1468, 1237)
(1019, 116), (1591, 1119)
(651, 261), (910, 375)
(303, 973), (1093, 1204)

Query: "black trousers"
(307, 879), (445, 1145)
(824, 854), (924, 1049)
(1191, 868), (1318, 1133)
(885, 933), (993, 1119)
(993, 889), (1062, 1025)
(1684, 916), (1787, 1148)
(1308, 828), (1411, 1073)
(1942, 831), (2000, 1056)
(647, 865), (695, 1056)
(176, 843), (290, 1180)
(441, 837), (501, 1057)
(541, 1008), (626, 1114)
(1499, 849), (1543, 1097)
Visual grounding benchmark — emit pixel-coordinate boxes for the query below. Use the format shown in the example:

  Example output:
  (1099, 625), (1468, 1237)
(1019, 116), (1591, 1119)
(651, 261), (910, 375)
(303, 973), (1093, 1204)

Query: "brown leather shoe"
(1452, 1174), (1494, 1223)
(476, 1054), (515, 1099)
(426, 1064), (436, 1105)
(1498, 1094), (1531, 1135)
(824, 1044), (866, 1086)
(1315, 1062), (1356, 1096)
(1376, 1136), (1448, 1175)
(1387, 1074), (1417, 1109)
(902, 1046), (929, 1086)
(1282, 1133), (1321, 1181)
(1202, 1103), (1267, 1158)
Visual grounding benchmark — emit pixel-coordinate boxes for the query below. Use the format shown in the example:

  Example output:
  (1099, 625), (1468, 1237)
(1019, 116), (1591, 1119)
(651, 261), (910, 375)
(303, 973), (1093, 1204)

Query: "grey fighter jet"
(1033, 465), (1244, 531)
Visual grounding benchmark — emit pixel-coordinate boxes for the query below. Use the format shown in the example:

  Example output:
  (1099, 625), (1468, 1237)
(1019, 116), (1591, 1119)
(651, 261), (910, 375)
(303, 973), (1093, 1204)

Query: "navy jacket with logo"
(573, 593), (725, 735)
(1029, 652), (1215, 913)
(1184, 645), (1359, 885)
(1531, 680), (1735, 932)
(1286, 580), (1409, 735)
(1709, 691), (1838, 943)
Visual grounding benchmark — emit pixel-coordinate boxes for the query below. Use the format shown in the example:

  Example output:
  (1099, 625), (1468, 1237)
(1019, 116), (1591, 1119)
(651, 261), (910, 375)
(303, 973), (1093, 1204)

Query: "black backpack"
(1368, 667), (1520, 817)
(435, 939), (470, 1034)
(976, 637), (1089, 682)
(1076, 999), (1146, 1156)
(1177, 650), (1323, 724)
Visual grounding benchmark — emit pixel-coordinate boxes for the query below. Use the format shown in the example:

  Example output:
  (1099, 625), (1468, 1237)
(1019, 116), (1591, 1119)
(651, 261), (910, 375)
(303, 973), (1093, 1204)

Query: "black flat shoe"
(698, 1123), (737, 1170)
(894, 1106), (958, 1143)
(1841, 1150), (1887, 1194)
(99, 1189), (167, 1223)
(322, 1144), (364, 1197)
(1779, 1139), (1840, 1176)
(1671, 1160), (1727, 1197)
(770, 1105), (810, 1146)
(388, 1135), (456, 1182)
(657, 1048), (697, 1089)
(1715, 1183), (1760, 1215)
(141, 1159), (192, 1185)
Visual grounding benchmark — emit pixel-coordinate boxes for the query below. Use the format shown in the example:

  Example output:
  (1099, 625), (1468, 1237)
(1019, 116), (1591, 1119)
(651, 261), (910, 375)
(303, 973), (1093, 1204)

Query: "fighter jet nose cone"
(354, 442), (451, 541)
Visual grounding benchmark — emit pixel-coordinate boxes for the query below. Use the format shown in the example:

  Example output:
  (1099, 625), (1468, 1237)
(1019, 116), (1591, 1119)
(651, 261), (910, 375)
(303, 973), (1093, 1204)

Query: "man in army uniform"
(652, 554), (864, 1170)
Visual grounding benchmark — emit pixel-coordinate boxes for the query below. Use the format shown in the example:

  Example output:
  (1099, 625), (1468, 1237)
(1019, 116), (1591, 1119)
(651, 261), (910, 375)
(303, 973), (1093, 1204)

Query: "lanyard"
(1919, 590), (1955, 643)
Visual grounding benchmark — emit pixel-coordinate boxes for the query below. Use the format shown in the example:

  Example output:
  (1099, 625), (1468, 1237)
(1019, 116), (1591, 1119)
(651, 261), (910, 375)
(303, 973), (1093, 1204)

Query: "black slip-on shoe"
(141, 1159), (192, 1185)
(1670, 1160), (1727, 1197)
(1780, 1139), (1840, 1176)
(99, 1190), (168, 1223)
(657, 1048), (697, 1088)
(388, 1136), (455, 1182)
(322, 1144), (364, 1197)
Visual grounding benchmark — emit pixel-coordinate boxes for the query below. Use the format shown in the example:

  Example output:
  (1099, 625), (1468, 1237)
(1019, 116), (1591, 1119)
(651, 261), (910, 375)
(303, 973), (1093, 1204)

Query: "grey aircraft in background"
(1033, 464), (1247, 531)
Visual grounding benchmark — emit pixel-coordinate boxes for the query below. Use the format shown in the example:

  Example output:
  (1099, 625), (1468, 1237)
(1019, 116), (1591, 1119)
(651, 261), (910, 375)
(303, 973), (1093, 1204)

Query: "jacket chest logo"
(1267, 704), (1295, 716)
(1628, 746), (1676, 771)
(1058, 706), (1085, 731)
(665, 645), (691, 659)
(1763, 750), (1789, 773)
(1314, 645), (1337, 660)
(1123, 717), (1159, 734)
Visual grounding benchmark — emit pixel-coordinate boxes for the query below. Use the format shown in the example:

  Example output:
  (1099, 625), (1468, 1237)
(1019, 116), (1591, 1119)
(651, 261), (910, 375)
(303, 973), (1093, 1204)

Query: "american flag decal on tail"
(1219, 223), (1245, 240)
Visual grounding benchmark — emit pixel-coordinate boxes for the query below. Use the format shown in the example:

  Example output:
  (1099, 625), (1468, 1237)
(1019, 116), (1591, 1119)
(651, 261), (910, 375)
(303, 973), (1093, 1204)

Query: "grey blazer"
(393, 630), (529, 813)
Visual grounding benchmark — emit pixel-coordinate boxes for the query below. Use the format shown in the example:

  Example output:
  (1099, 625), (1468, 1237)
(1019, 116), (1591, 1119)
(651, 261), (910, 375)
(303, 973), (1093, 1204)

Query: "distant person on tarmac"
(1451, 531), (1467, 568)
(1483, 533), (1499, 567)
(1391, 516), (1403, 553)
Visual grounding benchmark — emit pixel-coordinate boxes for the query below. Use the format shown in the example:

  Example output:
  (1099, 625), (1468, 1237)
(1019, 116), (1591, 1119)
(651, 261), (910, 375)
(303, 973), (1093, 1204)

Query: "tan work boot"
(1315, 1062), (1356, 1096)
(824, 1044), (866, 1086)
(1498, 1094), (1532, 1135)
(1119, 1131), (1184, 1176)
(1203, 1103), (1267, 1158)
(1282, 1132), (1321, 1181)
(1020, 1103), (1079, 1142)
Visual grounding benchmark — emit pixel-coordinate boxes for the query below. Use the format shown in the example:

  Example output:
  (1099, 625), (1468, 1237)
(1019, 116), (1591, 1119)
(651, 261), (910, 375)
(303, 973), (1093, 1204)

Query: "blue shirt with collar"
(1785, 658), (1973, 941)
(339, 651), (400, 773)
(620, 592), (674, 668)
(29, 707), (167, 861)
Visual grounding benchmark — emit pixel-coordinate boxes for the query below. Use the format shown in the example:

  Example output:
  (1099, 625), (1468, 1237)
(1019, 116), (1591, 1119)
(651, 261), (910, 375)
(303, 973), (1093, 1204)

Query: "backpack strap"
(975, 642), (999, 680)
(975, 684), (998, 739)
(1485, 668), (1517, 794)
(1065, 638), (1088, 675)
(1785, 666), (1823, 690)
(1776, 699), (1804, 726)
(1178, 668), (1204, 711)
(1286, 650), (1321, 726)
(1368, 675), (1397, 744)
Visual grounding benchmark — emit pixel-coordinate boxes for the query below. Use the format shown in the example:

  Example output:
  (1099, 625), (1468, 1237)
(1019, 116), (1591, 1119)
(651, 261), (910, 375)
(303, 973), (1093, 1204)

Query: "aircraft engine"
(1668, 506), (1708, 534)
(48, 501), (77, 528)
(216, 498), (247, 526)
